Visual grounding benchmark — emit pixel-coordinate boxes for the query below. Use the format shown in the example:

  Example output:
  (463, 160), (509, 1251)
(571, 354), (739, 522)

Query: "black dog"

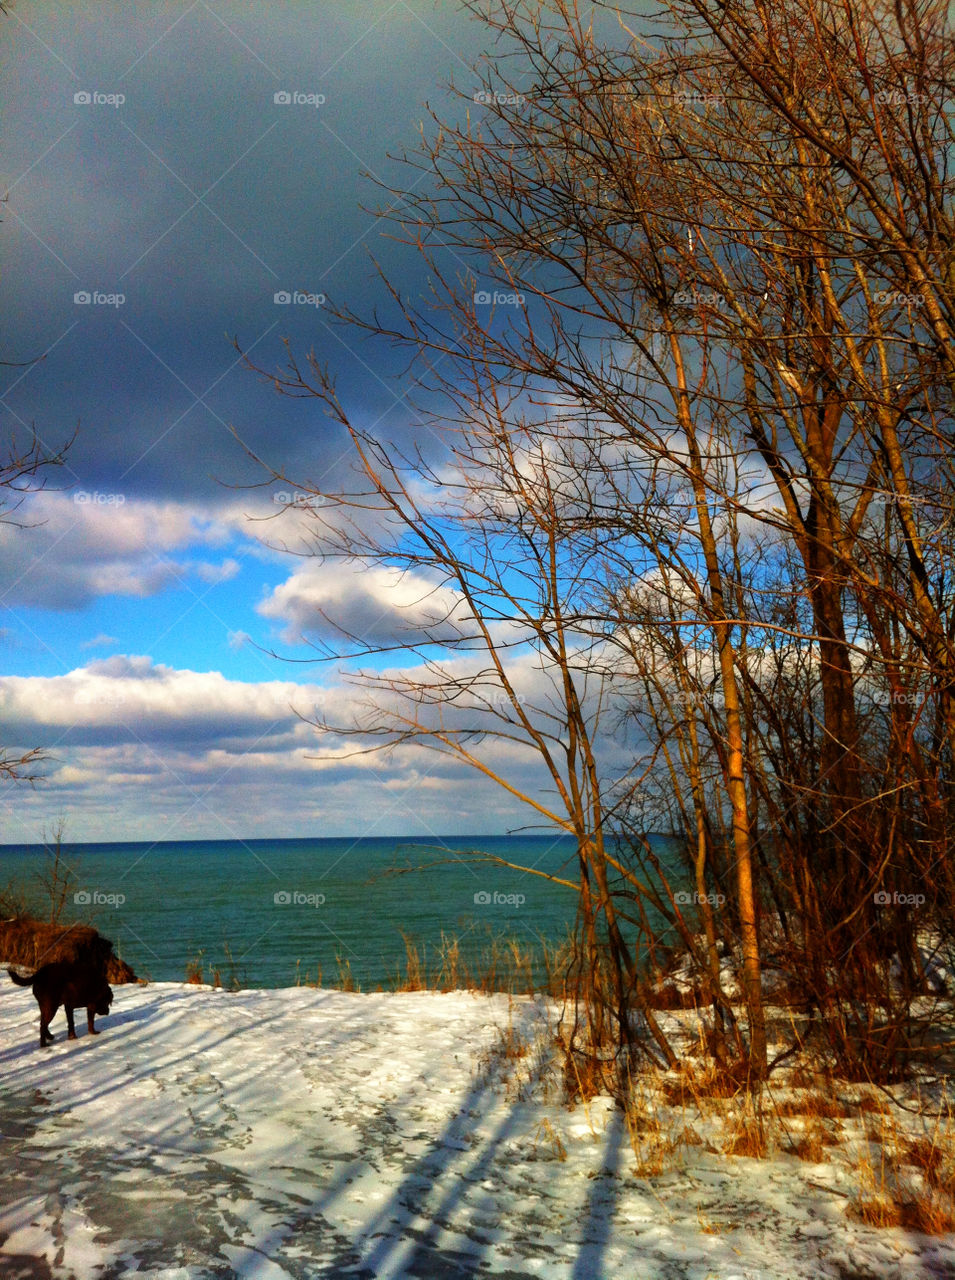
(9, 962), (113, 1048)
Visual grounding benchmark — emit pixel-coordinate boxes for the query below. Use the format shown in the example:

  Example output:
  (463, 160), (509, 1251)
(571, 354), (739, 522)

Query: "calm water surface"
(0, 835), (588, 988)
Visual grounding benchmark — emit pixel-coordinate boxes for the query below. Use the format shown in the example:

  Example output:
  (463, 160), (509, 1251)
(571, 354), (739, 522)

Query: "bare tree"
(239, 0), (955, 1086)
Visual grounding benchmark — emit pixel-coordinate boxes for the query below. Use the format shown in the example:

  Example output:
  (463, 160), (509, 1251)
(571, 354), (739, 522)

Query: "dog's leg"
(65, 1004), (77, 1040)
(87, 1007), (100, 1035)
(38, 997), (55, 1047)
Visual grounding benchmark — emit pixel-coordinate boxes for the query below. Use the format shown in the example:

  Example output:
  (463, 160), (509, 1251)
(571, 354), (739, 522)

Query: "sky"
(0, 0), (637, 844)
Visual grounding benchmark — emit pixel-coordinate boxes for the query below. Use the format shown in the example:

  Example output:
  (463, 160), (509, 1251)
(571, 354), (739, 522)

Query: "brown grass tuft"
(776, 1091), (852, 1119)
(784, 1118), (842, 1162)
(848, 1196), (905, 1228)
(848, 1112), (955, 1235)
(660, 1058), (751, 1107)
(336, 956), (358, 992)
(906, 1136), (955, 1198)
(532, 1118), (568, 1162)
(848, 1194), (955, 1233)
(856, 1091), (890, 1115)
(723, 1113), (768, 1158)
(0, 916), (137, 983)
(559, 1033), (606, 1105)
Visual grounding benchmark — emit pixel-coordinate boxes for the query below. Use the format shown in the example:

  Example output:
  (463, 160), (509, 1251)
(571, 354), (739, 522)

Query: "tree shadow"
(571, 1102), (627, 1279)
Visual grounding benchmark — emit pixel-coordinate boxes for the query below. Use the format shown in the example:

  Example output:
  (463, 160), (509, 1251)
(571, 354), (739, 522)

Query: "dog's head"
(95, 983), (113, 1017)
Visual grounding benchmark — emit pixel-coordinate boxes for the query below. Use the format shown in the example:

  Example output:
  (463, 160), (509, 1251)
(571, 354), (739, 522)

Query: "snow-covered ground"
(1, 979), (954, 1279)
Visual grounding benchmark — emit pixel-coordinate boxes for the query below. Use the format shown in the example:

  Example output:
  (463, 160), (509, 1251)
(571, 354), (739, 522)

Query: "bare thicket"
(239, 0), (955, 1090)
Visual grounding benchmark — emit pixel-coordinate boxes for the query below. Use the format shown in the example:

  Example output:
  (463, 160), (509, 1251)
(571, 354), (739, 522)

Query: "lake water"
(0, 835), (592, 989)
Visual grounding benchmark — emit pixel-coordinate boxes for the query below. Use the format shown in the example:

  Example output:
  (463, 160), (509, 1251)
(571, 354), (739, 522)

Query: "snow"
(1, 979), (954, 1279)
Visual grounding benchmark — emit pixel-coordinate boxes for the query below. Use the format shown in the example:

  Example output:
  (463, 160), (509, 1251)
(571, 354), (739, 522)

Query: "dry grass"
(845, 1104), (955, 1234)
(185, 951), (208, 986)
(856, 1090), (890, 1115)
(630, 1138), (675, 1177)
(532, 1117), (568, 1162)
(491, 1021), (531, 1065)
(396, 933), (424, 991)
(624, 1066), (712, 1174)
(609, 1025), (955, 1240)
(697, 1213), (724, 1235)
(660, 1058), (751, 1109)
(775, 1091), (853, 1119)
(906, 1136), (955, 1197)
(848, 1188), (955, 1233)
(183, 944), (241, 990)
(561, 1038), (606, 1105)
(288, 929), (576, 997)
(629, 1117), (711, 1175)
(783, 1117), (843, 1162)
(336, 956), (358, 992)
(389, 929), (575, 997)
(723, 1110), (769, 1159)
(476, 1002), (556, 1102)
(787, 1063), (826, 1090)
(0, 915), (137, 984)
(294, 959), (322, 987)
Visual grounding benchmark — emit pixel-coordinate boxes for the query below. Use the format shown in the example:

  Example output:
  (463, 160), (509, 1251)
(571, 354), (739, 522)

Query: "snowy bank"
(1, 980), (954, 1279)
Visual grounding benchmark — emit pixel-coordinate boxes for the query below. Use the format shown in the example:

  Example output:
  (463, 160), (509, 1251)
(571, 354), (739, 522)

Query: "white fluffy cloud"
(0, 489), (336, 610)
(0, 654), (564, 842)
(258, 560), (476, 647)
(0, 655), (316, 747)
(0, 492), (231, 610)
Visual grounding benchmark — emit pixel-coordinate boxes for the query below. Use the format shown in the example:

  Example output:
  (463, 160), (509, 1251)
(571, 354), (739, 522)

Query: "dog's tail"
(7, 968), (32, 987)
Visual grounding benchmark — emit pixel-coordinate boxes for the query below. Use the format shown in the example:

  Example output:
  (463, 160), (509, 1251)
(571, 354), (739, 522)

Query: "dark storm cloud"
(1, 1), (488, 505)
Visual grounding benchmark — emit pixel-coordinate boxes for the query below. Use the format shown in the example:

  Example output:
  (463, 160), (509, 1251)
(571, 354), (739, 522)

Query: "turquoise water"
(0, 836), (586, 989)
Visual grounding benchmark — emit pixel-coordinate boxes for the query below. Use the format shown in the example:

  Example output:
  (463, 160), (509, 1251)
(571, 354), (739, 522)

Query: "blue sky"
(0, 1), (631, 843)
